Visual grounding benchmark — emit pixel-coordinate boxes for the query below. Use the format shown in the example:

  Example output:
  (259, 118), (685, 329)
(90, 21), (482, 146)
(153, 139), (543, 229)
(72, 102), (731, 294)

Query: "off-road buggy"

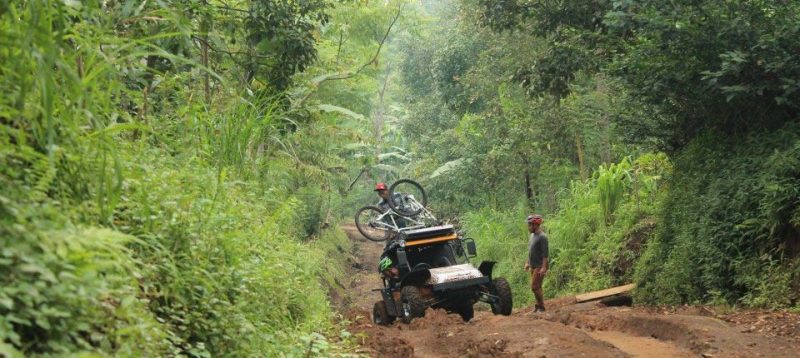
(372, 224), (513, 325)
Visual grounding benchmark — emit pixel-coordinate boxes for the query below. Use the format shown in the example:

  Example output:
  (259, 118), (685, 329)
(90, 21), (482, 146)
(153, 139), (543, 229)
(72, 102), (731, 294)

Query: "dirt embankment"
(337, 225), (800, 357)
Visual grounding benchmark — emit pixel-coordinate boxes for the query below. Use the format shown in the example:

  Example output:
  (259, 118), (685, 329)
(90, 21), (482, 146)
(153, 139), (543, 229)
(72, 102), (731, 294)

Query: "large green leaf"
(314, 104), (366, 121)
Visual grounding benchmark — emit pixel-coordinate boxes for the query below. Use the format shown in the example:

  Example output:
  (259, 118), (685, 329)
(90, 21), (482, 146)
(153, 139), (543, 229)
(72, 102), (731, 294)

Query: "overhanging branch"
(295, 3), (405, 107)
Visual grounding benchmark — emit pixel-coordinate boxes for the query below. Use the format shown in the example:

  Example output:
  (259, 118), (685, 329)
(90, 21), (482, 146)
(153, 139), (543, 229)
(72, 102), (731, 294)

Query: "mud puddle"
(588, 330), (692, 357)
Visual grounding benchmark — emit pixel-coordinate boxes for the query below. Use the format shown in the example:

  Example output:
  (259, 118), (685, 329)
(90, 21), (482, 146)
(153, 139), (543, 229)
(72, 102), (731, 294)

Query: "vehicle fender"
(478, 261), (496, 279)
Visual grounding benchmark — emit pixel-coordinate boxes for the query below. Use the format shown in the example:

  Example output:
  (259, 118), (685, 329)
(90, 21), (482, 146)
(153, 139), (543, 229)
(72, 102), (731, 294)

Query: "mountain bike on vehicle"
(354, 179), (439, 242)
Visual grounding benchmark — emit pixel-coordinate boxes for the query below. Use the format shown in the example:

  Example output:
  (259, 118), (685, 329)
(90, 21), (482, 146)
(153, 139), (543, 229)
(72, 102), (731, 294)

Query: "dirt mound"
(720, 310), (800, 340)
(458, 338), (523, 358)
(345, 308), (415, 357)
(406, 308), (465, 330)
(360, 329), (415, 357)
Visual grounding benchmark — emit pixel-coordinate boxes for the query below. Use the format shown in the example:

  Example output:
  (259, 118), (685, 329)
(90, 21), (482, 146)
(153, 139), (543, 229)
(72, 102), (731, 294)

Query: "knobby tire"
(354, 205), (393, 242)
(388, 179), (428, 217)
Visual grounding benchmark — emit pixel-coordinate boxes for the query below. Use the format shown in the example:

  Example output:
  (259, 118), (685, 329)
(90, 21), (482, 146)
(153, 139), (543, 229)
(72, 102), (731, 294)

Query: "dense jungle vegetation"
(402, 0), (800, 310)
(1, 0), (799, 356)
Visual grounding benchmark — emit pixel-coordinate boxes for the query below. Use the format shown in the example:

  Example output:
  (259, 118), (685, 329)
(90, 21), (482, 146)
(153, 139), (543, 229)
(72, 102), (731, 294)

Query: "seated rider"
(378, 240), (401, 286)
(374, 182), (401, 211)
(374, 182), (408, 230)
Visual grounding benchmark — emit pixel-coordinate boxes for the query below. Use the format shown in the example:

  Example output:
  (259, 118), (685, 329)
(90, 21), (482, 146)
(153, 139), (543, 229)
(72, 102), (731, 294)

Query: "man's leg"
(533, 286), (544, 308)
(531, 269), (545, 310)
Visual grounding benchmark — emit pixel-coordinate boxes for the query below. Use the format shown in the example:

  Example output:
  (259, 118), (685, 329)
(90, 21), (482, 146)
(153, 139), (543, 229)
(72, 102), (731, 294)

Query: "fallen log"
(575, 283), (636, 303)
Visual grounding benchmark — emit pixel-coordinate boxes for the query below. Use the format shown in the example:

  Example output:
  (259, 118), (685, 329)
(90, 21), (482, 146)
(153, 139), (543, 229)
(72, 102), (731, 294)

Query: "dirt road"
(337, 225), (800, 357)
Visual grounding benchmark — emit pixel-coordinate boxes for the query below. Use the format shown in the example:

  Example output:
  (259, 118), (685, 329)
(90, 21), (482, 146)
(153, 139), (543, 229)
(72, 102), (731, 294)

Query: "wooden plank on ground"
(575, 283), (636, 303)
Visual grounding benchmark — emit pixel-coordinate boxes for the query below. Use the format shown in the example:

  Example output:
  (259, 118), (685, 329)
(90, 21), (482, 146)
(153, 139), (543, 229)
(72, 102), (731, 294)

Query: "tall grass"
(1, 1), (356, 356)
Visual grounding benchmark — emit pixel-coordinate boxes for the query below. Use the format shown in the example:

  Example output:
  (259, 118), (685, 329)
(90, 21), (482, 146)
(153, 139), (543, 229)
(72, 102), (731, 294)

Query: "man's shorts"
(530, 268), (544, 290)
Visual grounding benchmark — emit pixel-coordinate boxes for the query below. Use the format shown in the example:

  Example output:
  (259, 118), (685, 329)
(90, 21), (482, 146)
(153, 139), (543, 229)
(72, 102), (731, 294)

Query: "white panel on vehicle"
(427, 263), (483, 284)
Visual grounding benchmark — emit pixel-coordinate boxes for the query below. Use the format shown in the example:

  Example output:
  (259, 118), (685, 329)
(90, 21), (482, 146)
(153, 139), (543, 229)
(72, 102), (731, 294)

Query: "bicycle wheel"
(388, 179), (428, 217)
(355, 206), (394, 242)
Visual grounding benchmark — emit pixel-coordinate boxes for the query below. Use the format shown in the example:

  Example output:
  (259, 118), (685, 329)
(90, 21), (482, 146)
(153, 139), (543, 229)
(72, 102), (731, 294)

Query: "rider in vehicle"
(374, 182), (408, 229)
(374, 182), (398, 211)
(378, 240), (401, 286)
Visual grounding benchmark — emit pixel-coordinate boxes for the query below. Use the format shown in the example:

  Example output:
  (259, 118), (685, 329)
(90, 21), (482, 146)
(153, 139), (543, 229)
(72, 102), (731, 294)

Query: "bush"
(0, 203), (170, 356)
(635, 124), (800, 308)
(543, 153), (669, 297)
(0, 142), (354, 356)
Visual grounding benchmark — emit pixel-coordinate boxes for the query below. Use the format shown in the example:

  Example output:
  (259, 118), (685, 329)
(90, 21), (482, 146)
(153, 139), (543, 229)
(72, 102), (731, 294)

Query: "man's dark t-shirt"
(528, 232), (549, 268)
(376, 192), (404, 211)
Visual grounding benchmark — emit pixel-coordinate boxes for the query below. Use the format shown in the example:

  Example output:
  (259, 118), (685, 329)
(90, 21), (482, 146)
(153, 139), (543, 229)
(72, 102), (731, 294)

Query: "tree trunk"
(601, 114), (612, 164)
(374, 65), (391, 173)
(575, 134), (587, 181)
(522, 156), (535, 207)
(336, 29), (344, 64)
(201, 1), (211, 104)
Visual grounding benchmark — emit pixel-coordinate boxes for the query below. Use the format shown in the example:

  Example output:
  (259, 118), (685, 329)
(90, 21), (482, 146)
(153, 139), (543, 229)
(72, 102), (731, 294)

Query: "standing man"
(524, 214), (549, 312)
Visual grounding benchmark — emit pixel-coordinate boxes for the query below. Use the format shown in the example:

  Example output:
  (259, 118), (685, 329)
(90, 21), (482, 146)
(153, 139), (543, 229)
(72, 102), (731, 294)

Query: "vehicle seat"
(432, 257), (452, 268)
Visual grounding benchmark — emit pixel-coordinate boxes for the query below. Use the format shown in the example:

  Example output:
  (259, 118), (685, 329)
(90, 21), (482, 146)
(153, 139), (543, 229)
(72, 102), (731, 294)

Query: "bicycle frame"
(370, 196), (437, 233)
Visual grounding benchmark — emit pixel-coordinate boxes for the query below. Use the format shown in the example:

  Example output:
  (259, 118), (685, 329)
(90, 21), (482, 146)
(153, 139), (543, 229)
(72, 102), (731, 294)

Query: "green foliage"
(0, 203), (169, 355)
(596, 159), (631, 223)
(402, 0), (800, 311)
(113, 149), (349, 356)
(635, 124), (800, 308)
(245, 0), (333, 91)
(544, 154), (669, 296)
(1, 151), (355, 355)
(460, 154), (670, 303)
(471, 0), (800, 151)
(1, 0), (367, 355)
(396, 2), (655, 218)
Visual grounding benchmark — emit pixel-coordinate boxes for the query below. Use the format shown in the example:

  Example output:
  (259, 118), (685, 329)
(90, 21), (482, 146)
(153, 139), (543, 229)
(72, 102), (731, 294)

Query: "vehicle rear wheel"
(490, 278), (513, 316)
(400, 286), (426, 324)
(452, 303), (474, 322)
(354, 205), (394, 242)
(388, 179), (427, 217)
(372, 300), (395, 326)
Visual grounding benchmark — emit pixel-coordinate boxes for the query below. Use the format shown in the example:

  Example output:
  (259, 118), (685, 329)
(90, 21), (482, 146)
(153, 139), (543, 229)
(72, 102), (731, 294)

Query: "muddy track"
(337, 225), (800, 357)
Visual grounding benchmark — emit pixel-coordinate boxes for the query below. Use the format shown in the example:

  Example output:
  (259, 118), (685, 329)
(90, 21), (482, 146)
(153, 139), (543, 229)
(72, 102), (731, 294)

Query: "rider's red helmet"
(527, 214), (543, 225)
(374, 182), (387, 191)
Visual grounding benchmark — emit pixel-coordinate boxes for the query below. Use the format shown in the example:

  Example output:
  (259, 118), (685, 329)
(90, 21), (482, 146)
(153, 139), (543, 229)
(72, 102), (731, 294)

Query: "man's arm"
(524, 237), (531, 271)
(540, 237), (549, 274)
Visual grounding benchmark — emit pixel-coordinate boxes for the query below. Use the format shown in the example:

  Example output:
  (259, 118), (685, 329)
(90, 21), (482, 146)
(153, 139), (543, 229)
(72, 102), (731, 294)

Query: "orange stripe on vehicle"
(404, 233), (458, 246)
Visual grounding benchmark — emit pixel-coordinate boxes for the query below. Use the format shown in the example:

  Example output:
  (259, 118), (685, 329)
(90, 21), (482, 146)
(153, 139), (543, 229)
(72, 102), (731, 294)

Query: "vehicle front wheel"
(452, 303), (474, 322)
(490, 278), (513, 316)
(400, 286), (426, 324)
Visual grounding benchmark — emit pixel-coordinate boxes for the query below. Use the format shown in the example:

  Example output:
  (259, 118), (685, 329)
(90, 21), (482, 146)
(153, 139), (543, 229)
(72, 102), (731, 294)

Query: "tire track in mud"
(338, 225), (800, 357)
